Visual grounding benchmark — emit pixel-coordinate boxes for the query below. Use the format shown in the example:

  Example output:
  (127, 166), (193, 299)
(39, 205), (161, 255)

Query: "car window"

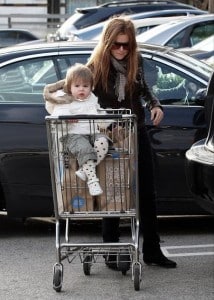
(0, 55), (89, 104)
(0, 31), (19, 47)
(166, 21), (214, 48)
(0, 31), (36, 48)
(0, 59), (56, 104)
(189, 22), (214, 46)
(30, 60), (57, 85)
(57, 56), (88, 78)
(16, 32), (35, 43)
(136, 25), (156, 35)
(166, 29), (186, 48)
(143, 58), (205, 106)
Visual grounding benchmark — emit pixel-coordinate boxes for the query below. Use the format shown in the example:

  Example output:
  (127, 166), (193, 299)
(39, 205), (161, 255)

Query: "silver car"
(56, 8), (207, 41)
(70, 16), (189, 41)
(137, 14), (214, 49)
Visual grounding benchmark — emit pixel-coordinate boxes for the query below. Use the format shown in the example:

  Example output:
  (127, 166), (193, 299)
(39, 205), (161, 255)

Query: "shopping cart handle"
(56, 114), (131, 120)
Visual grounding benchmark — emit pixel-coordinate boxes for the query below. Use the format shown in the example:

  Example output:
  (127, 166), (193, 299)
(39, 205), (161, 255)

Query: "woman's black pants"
(102, 126), (160, 253)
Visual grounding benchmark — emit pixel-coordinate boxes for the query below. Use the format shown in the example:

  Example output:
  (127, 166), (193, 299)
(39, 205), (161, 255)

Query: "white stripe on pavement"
(161, 244), (214, 257)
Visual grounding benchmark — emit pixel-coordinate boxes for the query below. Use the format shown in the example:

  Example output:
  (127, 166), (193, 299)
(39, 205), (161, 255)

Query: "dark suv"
(62, 0), (200, 31)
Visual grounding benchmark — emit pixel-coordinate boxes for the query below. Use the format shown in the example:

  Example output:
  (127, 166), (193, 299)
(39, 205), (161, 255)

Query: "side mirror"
(195, 88), (207, 105)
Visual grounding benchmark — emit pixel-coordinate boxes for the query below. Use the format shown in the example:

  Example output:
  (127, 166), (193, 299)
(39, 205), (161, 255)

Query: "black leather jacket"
(93, 55), (161, 128)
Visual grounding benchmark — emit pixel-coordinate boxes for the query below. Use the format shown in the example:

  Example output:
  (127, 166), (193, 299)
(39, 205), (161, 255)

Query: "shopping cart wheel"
(53, 263), (63, 292)
(117, 250), (131, 275)
(83, 254), (92, 275)
(133, 264), (141, 291)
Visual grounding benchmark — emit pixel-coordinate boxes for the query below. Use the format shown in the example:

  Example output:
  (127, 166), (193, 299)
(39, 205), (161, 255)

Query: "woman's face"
(110, 34), (129, 61)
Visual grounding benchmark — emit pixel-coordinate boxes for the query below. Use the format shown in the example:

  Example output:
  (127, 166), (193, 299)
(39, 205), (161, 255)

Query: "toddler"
(44, 63), (109, 196)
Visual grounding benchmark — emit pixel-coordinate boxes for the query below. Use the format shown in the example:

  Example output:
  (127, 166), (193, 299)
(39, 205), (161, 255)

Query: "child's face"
(70, 79), (91, 101)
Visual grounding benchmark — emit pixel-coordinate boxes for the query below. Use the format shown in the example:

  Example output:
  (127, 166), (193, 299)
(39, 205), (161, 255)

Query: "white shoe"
(87, 179), (103, 196)
(75, 168), (87, 181)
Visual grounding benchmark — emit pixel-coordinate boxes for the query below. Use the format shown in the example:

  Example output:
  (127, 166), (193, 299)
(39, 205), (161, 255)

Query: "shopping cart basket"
(46, 109), (142, 291)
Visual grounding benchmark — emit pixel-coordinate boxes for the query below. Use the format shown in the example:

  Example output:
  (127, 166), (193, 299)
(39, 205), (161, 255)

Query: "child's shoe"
(87, 179), (103, 196)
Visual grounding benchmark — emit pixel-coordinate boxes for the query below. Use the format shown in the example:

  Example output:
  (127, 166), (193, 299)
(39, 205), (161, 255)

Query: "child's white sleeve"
(51, 104), (72, 116)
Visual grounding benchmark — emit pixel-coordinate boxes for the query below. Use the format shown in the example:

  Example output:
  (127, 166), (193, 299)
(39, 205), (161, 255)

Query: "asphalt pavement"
(0, 215), (213, 300)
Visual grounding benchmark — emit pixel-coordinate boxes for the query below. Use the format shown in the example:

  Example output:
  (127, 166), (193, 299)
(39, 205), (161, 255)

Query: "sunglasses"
(111, 42), (129, 50)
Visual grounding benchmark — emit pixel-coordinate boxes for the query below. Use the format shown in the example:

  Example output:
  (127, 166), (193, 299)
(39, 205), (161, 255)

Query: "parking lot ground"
(0, 215), (213, 300)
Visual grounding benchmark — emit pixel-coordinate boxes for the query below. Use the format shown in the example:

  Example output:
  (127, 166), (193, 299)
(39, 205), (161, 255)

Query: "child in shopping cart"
(43, 63), (110, 196)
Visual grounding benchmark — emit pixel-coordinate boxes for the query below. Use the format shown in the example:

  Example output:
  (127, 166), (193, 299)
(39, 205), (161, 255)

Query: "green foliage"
(157, 72), (184, 89)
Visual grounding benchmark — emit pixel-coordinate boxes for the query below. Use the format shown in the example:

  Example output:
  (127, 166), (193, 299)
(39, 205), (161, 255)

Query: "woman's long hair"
(87, 17), (138, 95)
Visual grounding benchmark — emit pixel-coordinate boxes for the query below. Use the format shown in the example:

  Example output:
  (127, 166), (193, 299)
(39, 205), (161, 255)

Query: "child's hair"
(64, 63), (94, 95)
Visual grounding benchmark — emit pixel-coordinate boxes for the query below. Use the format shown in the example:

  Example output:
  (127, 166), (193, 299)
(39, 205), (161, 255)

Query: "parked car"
(56, 6), (206, 40)
(0, 41), (213, 218)
(179, 35), (214, 62)
(203, 56), (214, 68)
(56, 0), (201, 38)
(0, 29), (39, 48)
(136, 14), (214, 49)
(70, 16), (189, 41)
(185, 72), (214, 214)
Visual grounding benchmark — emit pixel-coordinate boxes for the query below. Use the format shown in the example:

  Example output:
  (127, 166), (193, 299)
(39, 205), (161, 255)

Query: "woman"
(86, 17), (177, 269)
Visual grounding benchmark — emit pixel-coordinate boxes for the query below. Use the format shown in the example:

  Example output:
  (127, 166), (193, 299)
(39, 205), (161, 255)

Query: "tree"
(208, 0), (214, 12)
(192, 0), (214, 12)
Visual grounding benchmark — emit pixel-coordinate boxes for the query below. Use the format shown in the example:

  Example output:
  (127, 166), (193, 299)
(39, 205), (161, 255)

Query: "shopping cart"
(46, 109), (142, 292)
